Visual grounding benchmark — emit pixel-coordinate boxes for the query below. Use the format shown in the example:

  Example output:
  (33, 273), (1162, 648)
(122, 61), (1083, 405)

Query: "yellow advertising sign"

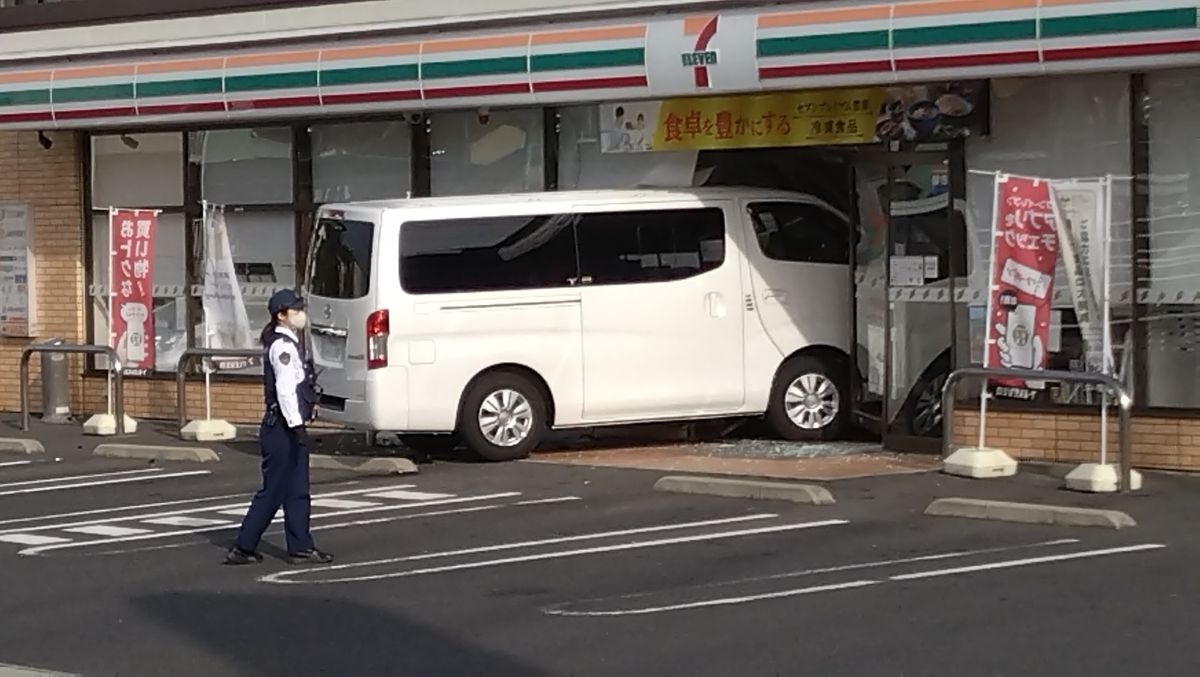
(650, 88), (886, 150)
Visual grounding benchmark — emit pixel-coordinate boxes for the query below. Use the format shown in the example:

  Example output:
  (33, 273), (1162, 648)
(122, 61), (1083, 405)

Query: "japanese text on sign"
(650, 89), (884, 150)
(109, 209), (158, 375)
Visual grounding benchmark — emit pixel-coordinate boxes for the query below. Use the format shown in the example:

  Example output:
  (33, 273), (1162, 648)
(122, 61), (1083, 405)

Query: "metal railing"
(175, 348), (262, 432)
(941, 367), (1134, 492)
(20, 343), (125, 435)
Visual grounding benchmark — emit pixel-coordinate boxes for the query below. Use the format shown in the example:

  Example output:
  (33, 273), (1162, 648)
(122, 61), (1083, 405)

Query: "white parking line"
(888, 544), (1168, 580)
(0, 484), (418, 535)
(548, 580), (882, 617)
(0, 471), (211, 497)
(0, 461), (33, 468)
(514, 497), (583, 506)
(142, 516), (233, 528)
(0, 469), (161, 489)
(275, 513), (782, 578)
(0, 534), (71, 546)
(18, 492), (522, 556)
(263, 518), (848, 585)
(366, 490), (452, 501)
(0, 492), (249, 527)
(311, 498), (381, 510)
(64, 525), (152, 537)
(545, 542), (1169, 617)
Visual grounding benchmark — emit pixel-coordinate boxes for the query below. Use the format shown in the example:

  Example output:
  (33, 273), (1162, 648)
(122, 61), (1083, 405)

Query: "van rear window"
(308, 217), (373, 299)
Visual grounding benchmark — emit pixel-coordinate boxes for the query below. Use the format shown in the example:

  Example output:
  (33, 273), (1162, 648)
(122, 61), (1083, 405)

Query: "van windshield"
(308, 217), (374, 299)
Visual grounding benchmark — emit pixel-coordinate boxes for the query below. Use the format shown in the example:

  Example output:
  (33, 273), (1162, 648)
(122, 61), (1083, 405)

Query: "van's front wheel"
(767, 355), (848, 441)
(459, 372), (546, 462)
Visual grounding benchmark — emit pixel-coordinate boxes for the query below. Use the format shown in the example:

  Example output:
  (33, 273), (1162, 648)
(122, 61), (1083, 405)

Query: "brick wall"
(0, 130), (87, 412)
(953, 409), (1200, 471)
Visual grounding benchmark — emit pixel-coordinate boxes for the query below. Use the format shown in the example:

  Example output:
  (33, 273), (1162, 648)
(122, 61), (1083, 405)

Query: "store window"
(89, 133), (187, 372)
(1142, 68), (1200, 408)
(430, 108), (544, 196)
(91, 133), (183, 209)
(965, 73), (1133, 404)
(188, 129), (296, 367)
(312, 121), (412, 203)
(557, 105), (700, 189)
(190, 128), (293, 205)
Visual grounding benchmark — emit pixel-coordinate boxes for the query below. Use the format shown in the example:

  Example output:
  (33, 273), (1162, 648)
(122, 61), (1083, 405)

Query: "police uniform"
(226, 290), (333, 566)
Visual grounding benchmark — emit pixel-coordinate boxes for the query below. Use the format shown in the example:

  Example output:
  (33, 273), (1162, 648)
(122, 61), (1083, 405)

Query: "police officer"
(225, 289), (333, 566)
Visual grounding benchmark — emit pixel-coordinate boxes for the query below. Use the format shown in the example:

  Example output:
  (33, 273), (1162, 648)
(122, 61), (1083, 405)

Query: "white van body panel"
(737, 196), (851, 414)
(308, 187), (855, 433)
(571, 197), (746, 422)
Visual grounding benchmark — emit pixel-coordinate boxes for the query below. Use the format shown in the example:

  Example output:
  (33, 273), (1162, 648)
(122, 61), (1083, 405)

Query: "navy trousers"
(235, 419), (314, 554)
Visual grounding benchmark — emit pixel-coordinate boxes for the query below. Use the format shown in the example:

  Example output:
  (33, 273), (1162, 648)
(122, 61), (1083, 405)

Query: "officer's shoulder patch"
(279, 351), (291, 365)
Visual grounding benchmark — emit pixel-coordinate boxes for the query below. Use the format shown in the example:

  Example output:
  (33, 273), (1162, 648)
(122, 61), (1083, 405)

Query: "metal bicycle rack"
(941, 366), (1135, 493)
(20, 343), (126, 435)
(175, 348), (262, 433)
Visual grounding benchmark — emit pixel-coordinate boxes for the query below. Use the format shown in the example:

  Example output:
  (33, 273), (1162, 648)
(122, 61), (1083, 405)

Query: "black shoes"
(224, 547), (264, 565)
(223, 546), (332, 565)
(288, 548), (334, 565)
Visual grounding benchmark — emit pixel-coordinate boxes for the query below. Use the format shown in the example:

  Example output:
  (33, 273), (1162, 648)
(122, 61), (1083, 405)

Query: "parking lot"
(0, 435), (1197, 676)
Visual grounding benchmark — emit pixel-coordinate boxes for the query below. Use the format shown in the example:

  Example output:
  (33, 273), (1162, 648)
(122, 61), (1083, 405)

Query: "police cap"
(268, 288), (305, 317)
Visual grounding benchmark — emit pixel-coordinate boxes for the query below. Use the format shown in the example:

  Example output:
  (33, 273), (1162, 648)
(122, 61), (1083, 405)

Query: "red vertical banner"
(987, 175), (1059, 399)
(110, 209), (157, 375)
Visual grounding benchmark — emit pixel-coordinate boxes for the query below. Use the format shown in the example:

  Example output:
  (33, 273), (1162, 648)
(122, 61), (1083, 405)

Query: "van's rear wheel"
(459, 372), (546, 462)
(767, 355), (848, 441)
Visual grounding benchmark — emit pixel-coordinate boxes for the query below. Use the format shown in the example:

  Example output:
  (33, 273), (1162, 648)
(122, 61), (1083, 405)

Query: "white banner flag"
(201, 204), (255, 363)
(1049, 178), (1110, 373)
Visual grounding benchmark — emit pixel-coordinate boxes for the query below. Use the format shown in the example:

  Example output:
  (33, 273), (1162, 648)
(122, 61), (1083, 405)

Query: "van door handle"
(705, 292), (727, 318)
(762, 288), (787, 302)
(310, 323), (348, 338)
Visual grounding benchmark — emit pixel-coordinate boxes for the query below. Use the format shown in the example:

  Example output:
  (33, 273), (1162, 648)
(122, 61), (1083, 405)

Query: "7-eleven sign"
(681, 15), (719, 88)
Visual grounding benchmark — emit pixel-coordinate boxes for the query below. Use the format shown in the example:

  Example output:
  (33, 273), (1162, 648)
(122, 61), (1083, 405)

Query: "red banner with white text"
(109, 209), (157, 375)
(986, 175), (1059, 399)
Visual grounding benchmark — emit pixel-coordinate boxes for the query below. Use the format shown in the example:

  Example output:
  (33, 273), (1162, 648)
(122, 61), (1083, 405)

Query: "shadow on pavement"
(134, 591), (543, 676)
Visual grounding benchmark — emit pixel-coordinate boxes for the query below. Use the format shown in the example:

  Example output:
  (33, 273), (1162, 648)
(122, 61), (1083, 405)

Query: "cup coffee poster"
(987, 175), (1060, 399)
(109, 209), (157, 375)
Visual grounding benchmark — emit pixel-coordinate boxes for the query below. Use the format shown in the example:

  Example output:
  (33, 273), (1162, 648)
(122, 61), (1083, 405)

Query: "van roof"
(320, 186), (828, 212)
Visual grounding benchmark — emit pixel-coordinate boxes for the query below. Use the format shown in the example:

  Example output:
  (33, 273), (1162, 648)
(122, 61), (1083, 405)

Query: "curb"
(924, 497), (1136, 530)
(309, 455), (420, 475)
(93, 444), (220, 464)
(356, 457), (419, 476)
(653, 475), (835, 505)
(0, 438), (44, 455)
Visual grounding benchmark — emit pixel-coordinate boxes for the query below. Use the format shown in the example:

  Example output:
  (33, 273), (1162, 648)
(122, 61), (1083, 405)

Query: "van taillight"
(366, 309), (389, 370)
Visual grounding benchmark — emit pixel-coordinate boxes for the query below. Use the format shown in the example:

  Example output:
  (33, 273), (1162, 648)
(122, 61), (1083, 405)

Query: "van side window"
(576, 208), (725, 285)
(748, 202), (849, 265)
(400, 214), (580, 294)
(308, 218), (374, 299)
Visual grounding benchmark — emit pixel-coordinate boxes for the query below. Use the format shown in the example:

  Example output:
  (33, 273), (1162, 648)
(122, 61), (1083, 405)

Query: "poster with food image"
(873, 81), (986, 143)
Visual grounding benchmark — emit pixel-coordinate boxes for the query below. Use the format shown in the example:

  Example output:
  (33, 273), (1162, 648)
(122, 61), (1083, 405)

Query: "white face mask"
(287, 310), (308, 331)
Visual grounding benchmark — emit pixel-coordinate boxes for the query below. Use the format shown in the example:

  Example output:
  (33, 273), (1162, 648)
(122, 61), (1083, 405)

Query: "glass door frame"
(847, 143), (967, 454)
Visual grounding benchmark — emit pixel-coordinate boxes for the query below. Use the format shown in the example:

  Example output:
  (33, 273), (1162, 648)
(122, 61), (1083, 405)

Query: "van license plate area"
(313, 334), (345, 366)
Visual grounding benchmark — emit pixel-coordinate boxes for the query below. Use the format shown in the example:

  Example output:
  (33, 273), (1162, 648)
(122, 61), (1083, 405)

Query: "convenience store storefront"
(3, 0), (1200, 470)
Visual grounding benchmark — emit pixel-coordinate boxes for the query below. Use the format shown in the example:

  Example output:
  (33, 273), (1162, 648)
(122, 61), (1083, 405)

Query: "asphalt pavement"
(0, 431), (1196, 676)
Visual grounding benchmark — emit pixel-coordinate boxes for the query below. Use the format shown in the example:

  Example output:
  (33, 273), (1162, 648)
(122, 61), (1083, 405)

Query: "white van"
(304, 188), (895, 461)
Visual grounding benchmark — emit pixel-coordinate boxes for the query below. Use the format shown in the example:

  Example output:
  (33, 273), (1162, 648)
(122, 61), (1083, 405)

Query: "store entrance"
(847, 147), (967, 453)
(699, 142), (967, 453)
